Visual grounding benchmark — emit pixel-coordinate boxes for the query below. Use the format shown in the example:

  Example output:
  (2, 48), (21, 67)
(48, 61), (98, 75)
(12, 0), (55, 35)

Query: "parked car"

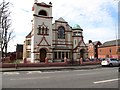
(101, 58), (120, 67)
(98, 58), (105, 62)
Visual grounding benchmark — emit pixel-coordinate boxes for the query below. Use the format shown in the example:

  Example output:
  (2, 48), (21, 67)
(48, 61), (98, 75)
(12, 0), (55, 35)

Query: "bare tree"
(0, 0), (15, 57)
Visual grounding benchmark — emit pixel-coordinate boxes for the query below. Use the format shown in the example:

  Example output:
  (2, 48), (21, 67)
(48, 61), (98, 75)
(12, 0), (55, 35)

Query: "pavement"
(0, 65), (102, 72)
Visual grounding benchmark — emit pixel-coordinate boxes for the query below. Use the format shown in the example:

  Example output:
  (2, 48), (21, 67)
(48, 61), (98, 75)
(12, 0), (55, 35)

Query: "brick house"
(87, 40), (102, 59)
(98, 39), (120, 59)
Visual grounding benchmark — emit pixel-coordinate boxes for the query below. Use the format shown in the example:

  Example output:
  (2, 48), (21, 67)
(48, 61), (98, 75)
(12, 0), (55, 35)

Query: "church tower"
(72, 24), (87, 61)
(31, 1), (53, 63)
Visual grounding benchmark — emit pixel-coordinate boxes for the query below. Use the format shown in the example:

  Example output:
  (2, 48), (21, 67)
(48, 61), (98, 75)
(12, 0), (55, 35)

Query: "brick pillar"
(45, 57), (48, 64)
(80, 58), (83, 65)
(64, 57), (67, 63)
(24, 58), (27, 63)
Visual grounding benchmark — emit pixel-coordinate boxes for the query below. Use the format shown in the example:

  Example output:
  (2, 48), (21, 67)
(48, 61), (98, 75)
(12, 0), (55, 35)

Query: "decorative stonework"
(37, 22), (49, 35)
(23, 2), (88, 63)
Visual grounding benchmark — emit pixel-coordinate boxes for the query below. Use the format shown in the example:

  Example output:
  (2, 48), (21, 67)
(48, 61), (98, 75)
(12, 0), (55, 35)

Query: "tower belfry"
(30, 1), (53, 62)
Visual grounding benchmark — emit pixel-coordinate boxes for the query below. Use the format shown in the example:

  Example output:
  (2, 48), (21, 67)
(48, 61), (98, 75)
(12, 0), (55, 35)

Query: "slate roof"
(57, 17), (66, 22)
(99, 39), (120, 47)
(93, 41), (102, 46)
(86, 41), (101, 46)
(26, 31), (31, 38)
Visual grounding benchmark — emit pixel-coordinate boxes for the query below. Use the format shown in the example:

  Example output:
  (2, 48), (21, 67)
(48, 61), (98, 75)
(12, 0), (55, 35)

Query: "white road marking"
(73, 69), (92, 72)
(42, 71), (69, 73)
(76, 72), (100, 76)
(54, 71), (70, 73)
(42, 72), (55, 73)
(3, 72), (19, 75)
(93, 78), (120, 84)
(27, 71), (42, 74)
(10, 76), (50, 81)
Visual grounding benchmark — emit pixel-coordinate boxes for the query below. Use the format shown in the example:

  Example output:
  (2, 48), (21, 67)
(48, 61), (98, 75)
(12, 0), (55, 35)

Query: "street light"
(0, 30), (2, 62)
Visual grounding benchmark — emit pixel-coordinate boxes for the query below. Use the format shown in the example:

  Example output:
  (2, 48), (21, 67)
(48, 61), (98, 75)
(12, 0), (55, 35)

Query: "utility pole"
(0, 30), (2, 62)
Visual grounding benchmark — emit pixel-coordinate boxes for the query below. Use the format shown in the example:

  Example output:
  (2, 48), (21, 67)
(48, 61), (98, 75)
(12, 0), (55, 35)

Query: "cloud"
(83, 28), (117, 43)
(5, 0), (118, 52)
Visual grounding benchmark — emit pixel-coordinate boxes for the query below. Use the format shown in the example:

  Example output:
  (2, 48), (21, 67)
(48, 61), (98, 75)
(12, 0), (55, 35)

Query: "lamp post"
(0, 32), (2, 62)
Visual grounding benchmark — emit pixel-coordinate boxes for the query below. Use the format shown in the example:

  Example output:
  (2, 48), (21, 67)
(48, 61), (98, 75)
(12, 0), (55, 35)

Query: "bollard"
(15, 63), (18, 69)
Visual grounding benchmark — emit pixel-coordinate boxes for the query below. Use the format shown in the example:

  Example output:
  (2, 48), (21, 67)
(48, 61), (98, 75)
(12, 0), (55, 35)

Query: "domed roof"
(73, 24), (82, 29)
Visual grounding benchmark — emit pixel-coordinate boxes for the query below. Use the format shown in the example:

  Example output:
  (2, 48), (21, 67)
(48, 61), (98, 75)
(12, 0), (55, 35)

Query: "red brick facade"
(98, 45), (120, 59)
(87, 41), (102, 59)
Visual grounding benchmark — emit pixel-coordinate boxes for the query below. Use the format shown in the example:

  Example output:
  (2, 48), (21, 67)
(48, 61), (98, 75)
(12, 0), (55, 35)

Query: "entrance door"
(40, 48), (47, 62)
(80, 49), (85, 58)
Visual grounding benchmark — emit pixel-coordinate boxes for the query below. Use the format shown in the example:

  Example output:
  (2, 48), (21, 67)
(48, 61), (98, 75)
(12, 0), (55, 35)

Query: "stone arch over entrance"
(39, 48), (47, 62)
(80, 49), (85, 59)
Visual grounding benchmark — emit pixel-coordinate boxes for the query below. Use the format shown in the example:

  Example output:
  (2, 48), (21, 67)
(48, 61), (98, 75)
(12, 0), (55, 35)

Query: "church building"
(23, 1), (88, 63)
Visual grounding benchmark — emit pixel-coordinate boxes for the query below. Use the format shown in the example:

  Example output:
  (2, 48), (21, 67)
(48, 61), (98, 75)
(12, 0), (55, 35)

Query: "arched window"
(42, 27), (44, 34)
(58, 26), (65, 39)
(37, 22), (49, 35)
(38, 10), (47, 16)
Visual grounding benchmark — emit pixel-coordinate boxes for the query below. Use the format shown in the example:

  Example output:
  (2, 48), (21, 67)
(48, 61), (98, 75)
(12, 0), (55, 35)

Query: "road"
(2, 67), (119, 88)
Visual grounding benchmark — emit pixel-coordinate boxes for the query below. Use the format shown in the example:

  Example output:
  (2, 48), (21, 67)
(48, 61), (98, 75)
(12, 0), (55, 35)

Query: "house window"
(27, 51), (31, 58)
(58, 52), (61, 59)
(58, 26), (65, 39)
(62, 52), (64, 59)
(53, 52), (57, 59)
(110, 48), (112, 53)
(27, 40), (31, 45)
(66, 52), (68, 58)
(38, 27), (41, 34)
(42, 27), (44, 34)
(73, 32), (77, 36)
(38, 26), (49, 35)
(45, 27), (48, 34)
(77, 32), (81, 36)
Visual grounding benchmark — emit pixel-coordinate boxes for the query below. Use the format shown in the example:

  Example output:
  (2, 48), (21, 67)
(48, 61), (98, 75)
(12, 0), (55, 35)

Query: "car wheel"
(109, 63), (113, 67)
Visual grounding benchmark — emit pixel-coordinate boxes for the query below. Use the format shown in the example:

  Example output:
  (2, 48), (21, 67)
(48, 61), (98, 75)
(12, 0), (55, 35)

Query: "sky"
(2, 0), (118, 52)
